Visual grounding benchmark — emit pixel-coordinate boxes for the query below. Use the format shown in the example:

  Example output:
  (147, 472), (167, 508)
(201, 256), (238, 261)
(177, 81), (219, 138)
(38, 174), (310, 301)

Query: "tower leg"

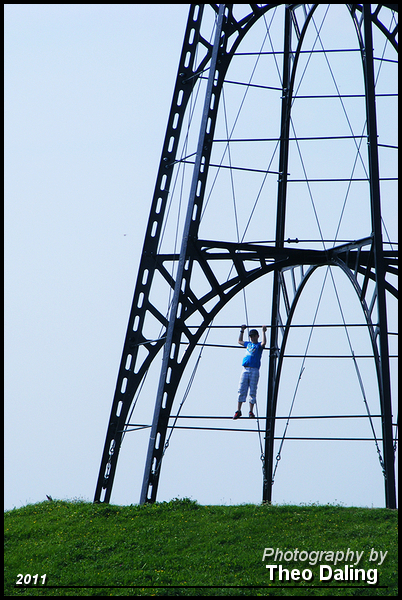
(139, 4), (226, 505)
(362, 5), (396, 509)
(263, 5), (292, 504)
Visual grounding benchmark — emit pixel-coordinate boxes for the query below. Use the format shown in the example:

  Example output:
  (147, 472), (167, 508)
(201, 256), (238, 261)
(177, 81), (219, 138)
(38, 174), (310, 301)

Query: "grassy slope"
(4, 499), (398, 596)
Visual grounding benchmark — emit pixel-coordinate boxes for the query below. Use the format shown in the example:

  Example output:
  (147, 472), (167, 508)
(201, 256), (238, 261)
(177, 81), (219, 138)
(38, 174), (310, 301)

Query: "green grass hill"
(4, 498), (398, 596)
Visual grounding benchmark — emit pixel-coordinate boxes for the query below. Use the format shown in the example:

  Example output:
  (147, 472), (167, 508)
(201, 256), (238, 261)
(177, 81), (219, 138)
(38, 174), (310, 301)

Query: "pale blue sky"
(5, 4), (397, 511)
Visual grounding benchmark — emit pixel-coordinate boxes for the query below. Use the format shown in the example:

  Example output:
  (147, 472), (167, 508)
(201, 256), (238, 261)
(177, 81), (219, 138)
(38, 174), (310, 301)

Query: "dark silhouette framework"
(94, 4), (398, 508)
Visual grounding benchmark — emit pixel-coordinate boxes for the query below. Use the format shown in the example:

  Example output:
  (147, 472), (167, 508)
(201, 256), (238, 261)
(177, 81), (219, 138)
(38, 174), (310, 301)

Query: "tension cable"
(329, 267), (387, 476)
(272, 265), (329, 485)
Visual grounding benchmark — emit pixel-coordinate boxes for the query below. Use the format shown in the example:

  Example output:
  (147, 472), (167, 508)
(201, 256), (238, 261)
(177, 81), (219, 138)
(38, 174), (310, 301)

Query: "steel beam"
(93, 4), (208, 504)
(140, 4), (226, 504)
(362, 4), (396, 509)
(263, 5), (293, 504)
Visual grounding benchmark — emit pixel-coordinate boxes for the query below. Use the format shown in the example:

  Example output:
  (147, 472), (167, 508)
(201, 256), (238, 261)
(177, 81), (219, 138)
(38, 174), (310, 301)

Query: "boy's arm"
(238, 324), (247, 346)
(261, 325), (267, 348)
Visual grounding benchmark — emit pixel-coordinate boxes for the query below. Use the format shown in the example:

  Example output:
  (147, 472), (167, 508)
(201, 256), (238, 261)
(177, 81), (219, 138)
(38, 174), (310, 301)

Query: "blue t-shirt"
(241, 341), (263, 369)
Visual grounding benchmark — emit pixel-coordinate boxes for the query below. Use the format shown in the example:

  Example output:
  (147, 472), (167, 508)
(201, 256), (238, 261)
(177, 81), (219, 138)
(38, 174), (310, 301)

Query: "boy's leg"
(238, 368), (250, 405)
(235, 368), (250, 417)
(248, 368), (260, 404)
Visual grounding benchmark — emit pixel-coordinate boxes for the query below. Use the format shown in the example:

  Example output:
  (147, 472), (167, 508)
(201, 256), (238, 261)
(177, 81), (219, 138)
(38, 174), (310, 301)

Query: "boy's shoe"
(233, 410), (242, 420)
(249, 411), (255, 418)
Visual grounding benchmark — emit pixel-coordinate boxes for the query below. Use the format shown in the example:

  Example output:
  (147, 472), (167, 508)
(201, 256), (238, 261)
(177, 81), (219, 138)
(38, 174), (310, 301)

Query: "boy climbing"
(233, 325), (267, 419)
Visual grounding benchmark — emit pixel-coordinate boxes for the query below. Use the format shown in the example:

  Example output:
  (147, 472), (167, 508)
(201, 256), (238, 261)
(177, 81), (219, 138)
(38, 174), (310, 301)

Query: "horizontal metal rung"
(121, 424), (389, 441)
(165, 414), (384, 420)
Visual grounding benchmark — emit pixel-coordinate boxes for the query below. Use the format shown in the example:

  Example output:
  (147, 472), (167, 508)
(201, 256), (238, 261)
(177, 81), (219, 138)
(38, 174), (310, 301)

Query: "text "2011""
(15, 574), (47, 586)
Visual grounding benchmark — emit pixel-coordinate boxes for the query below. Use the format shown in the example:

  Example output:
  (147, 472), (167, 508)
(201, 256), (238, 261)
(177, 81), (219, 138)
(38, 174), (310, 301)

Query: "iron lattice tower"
(95, 4), (398, 508)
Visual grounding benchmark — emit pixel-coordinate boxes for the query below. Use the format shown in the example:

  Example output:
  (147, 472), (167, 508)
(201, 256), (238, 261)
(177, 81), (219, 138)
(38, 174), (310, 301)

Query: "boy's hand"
(238, 325), (247, 346)
(262, 325), (267, 332)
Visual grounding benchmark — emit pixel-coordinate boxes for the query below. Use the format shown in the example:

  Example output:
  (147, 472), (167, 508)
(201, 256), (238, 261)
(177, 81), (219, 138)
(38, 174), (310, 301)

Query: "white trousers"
(238, 367), (260, 404)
